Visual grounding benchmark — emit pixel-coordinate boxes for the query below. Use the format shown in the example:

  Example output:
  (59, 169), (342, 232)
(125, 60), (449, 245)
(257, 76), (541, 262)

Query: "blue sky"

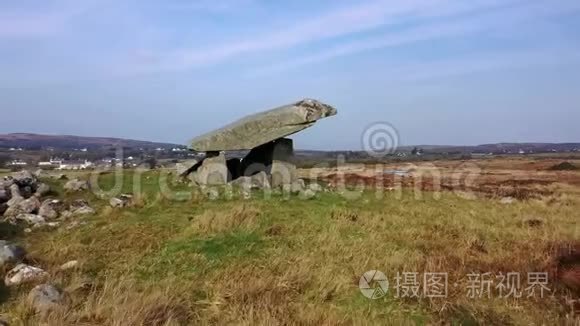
(1, 0), (579, 150)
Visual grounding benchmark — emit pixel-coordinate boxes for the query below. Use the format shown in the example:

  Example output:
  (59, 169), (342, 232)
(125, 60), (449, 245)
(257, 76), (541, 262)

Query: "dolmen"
(185, 99), (337, 188)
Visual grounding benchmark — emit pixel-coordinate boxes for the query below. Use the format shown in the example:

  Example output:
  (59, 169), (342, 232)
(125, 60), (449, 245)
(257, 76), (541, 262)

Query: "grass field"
(1, 161), (579, 325)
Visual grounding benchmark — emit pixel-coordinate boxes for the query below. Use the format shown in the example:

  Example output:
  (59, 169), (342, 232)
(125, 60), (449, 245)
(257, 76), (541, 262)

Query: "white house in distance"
(57, 160), (94, 170)
(37, 159), (94, 170)
(8, 160), (28, 167)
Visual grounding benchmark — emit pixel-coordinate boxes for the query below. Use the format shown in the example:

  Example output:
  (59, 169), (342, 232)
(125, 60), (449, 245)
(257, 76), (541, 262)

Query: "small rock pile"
(1, 171), (96, 230)
(0, 240), (79, 317)
(1, 171), (49, 218)
(0, 170), (94, 321)
(222, 171), (325, 200)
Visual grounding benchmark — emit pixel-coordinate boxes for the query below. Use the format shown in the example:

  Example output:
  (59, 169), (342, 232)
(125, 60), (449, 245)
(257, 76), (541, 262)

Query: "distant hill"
(295, 143), (580, 157)
(0, 133), (183, 150)
(1, 133), (578, 154)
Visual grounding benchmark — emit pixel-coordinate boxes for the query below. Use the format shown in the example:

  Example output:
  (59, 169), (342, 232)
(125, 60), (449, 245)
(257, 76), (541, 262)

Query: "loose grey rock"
(63, 179), (89, 192)
(19, 186), (34, 198)
(31, 222), (60, 230)
(230, 171), (271, 190)
(251, 171), (271, 189)
(4, 196), (41, 217)
(5, 264), (49, 286)
(59, 260), (79, 271)
(12, 170), (37, 188)
(109, 194), (133, 208)
(34, 183), (51, 197)
(0, 240), (26, 267)
(15, 213), (46, 225)
(72, 207), (95, 215)
(301, 189), (317, 199)
(27, 284), (68, 316)
(308, 183), (323, 192)
(202, 187), (220, 200)
(0, 189), (8, 203)
(39, 199), (63, 220)
(109, 197), (124, 208)
(70, 200), (95, 215)
(291, 179), (306, 194)
(7, 184), (22, 206)
(0, 179), (14, 189)
(6, 196), (24, 209)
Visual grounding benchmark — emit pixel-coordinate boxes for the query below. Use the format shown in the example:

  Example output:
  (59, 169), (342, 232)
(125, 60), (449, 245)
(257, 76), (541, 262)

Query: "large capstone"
(190, 99), (337, 151)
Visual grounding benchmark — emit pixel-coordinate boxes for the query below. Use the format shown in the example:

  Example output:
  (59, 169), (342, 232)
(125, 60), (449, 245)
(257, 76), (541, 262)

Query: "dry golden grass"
(0, 166), (579, 325)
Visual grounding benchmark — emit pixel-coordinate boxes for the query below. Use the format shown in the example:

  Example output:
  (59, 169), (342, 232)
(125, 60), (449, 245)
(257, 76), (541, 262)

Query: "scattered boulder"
(59, 260), (79, 271)
(283, 179), (306, 194)
(64, 179), (89, 192)
(0, 179), (14, 189)
(201, 187), (220, 200)
(34, 183), (51, 198)
(6, 184), (23, 206)
(229, 171), (271, 190)
(0, 241), (26, 267)
(39, 199), (63, 220)
(0, 189), (8, 203)
(4, 196), (41, 217)
(5, 264), (49, 286)
(69, 200), (95, 215)
(250, 171), (271, 189)
(27, 284), (68, 316)
(12, 170), (37, 188)
(109, 194), (133, 208)
(31, 222), (60, 230)
(301, 188), (317, 199)
(14, 213), (46, 225)
(308, 183), (324, 192)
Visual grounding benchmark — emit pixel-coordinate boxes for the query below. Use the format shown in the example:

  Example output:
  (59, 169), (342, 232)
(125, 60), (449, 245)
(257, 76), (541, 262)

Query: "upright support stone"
(238, 138), (296, 188)
(194, 151), (228, 185)
(270, 138), (296, 188)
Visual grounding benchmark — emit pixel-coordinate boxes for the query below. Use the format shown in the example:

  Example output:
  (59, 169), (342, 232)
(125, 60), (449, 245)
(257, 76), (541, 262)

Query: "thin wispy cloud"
(1, 0), (579, 81)
(248, 0), (580, 76)
(124, 0), (509, 73)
